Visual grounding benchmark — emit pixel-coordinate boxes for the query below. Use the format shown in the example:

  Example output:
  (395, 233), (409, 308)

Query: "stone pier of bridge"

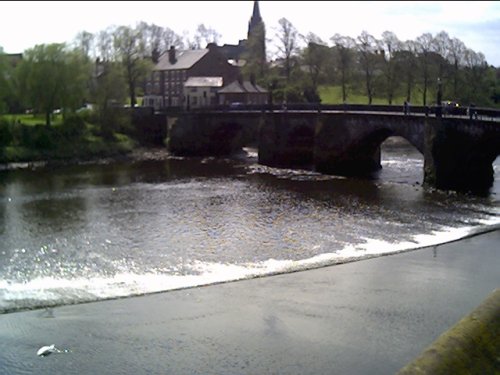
(166, 111), (500, 195)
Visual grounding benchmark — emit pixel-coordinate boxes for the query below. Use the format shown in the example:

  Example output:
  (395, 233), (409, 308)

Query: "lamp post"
(436, 77), (443, 118)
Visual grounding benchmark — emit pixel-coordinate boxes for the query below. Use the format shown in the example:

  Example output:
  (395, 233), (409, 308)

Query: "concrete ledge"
(398, 288), (500, 375)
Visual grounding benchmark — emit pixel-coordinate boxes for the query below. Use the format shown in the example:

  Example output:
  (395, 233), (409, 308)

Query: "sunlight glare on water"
(0, 142), (498, 312)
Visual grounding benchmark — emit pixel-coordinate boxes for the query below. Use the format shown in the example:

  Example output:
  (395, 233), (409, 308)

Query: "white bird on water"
(37, 344), (69, 357)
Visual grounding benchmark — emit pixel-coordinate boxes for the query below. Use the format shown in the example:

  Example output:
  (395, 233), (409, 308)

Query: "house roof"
(218, 80), (267, 94)
(184, 76), (224, 87)
(154, 49), (209, 71)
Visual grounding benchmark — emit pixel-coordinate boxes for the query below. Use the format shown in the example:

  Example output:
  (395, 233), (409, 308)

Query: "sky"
(1, 1), (500, 66)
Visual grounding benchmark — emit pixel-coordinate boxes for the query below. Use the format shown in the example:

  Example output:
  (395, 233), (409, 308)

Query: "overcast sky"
(1, 1), (499, 66)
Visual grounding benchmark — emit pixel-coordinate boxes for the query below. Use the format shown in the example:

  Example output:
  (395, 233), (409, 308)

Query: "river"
(0, 139), (499, 313)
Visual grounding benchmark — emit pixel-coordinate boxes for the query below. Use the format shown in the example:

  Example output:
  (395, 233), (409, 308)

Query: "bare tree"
(415, 33), (435, 106)
(276, 17), (300, 82)
(193, 24), (221, 49)
(330, 34), (356, 103)
(380, 31), (401, 104)
(162, 27), (184, 51)
(447, 37), (467, 98)
(356, 31), (380, 105)
(74, 31), (95, 59)
(113, 25), (152, 107)
(96, 27), (116, 61)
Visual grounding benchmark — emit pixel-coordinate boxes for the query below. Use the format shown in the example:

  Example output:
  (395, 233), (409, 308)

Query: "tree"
(136, 22), (184, 58)
(162, 27), (184, 51)
(356, 31), (380, 105)
(193, 24), (221, 49)
(302, 33), (330, 91)
(331, 34), (356, 103)
(91, 61), (128, 138)
(398, 40), (419, 103)
(74, 30), (95, 59)
(462, 49), (489, 105)
(16, 43), (88, 126)
(447, 36), (467, 99)
(112, 25), (153, 107)
(380, 31), (401, 104)
(415, 33), (436, 106)
(0, 47), (12, 114)
(96, 27), (115, 62)
(276, 18), (300, 83)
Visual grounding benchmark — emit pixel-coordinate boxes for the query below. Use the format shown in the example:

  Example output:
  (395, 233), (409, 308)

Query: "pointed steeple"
(248, 1), (263, 37)
(252, 1), (262, 23)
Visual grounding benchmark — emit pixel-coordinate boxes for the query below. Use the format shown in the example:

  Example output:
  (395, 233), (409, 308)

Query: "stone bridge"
(166, 110), (500, 194)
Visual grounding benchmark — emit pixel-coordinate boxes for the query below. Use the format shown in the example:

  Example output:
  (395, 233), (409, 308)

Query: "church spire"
(252, 1), (262, 23)
(248, 1), (263, 37)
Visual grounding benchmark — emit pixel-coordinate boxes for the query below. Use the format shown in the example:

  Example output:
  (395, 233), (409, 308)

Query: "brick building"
(143, 44), (239, 111)
(218, 79), (268, 106)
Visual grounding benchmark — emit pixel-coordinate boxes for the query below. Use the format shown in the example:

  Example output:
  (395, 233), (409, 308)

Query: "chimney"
(168, 46), (176, 64)
(152, 48), (160, 64)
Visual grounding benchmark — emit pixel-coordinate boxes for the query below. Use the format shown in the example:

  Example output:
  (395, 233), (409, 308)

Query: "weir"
(165, 109), (500, 194)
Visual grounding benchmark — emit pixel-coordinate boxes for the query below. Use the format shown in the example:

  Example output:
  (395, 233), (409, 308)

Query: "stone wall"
(398, 288), (500, 375)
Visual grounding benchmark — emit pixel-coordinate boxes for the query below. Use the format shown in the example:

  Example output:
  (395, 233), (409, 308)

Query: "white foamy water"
(1, 219), (498, 313)
(0, 143), (499, 313)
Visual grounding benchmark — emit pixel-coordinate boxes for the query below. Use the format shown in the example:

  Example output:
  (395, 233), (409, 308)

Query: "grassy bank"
(0, 114), (136, 164)
(318, 85), (430, 106)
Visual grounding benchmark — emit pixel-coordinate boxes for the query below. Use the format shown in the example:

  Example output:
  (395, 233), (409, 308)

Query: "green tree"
(330, 34), (356, 103)
(302, 33), (330, 91)
(398, 40), (419, 103)
(91, 61), (128, 138)
(16, 43), (89, 126)
(276, 18), (300, 83)
(0, 47), (12, 114)
(112, 25), (153, 108)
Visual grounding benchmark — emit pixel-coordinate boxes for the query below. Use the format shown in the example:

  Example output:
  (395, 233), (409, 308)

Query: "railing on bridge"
(178, 103), (500, 121)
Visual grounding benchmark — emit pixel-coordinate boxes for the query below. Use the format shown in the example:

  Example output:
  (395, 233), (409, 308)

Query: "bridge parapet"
(166, 110), (500, 195)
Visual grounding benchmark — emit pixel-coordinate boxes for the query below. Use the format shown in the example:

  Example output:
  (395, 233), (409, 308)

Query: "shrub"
(61, 114), (86, 140)
(0, 118), (13, 146)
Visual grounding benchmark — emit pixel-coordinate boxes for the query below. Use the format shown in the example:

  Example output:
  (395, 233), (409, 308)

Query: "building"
(143, 0), (266, 111)
(218, 79), (268, 106)
(183, 76), (223, 109)
(143, 44), (239, 111)
(215, 1), (266, 71)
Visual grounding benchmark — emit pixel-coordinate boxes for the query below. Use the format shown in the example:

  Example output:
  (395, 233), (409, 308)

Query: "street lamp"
(436, 77), (443, 118)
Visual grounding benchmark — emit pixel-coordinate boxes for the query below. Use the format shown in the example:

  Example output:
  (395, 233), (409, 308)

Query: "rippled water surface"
(0, 140), (498, 312)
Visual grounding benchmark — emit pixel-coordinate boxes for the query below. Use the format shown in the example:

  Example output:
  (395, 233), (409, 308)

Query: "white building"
(183, 76), (224, 109)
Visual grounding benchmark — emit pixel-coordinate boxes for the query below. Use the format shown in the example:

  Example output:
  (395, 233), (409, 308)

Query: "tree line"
(0, 19), (499, 128)
(263, 19), (499, 107)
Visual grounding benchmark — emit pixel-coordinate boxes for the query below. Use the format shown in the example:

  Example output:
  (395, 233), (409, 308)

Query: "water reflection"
(0, 145), (498, 312)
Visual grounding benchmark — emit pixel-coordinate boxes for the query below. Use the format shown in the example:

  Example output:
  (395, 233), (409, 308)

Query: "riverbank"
(0, 146), (171, 171)
(0, 229), (498, 375)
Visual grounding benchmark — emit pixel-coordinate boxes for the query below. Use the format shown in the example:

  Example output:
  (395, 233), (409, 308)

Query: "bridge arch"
(379, 136), (424, 184)
(167, 110), (500, 194)
(314, 114), (425, 176)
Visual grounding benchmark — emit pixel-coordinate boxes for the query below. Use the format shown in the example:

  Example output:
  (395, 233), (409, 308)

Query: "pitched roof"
(218, 80), (267, 94)
(154, 49), (209, 71)
(184, 76), (224, 87)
